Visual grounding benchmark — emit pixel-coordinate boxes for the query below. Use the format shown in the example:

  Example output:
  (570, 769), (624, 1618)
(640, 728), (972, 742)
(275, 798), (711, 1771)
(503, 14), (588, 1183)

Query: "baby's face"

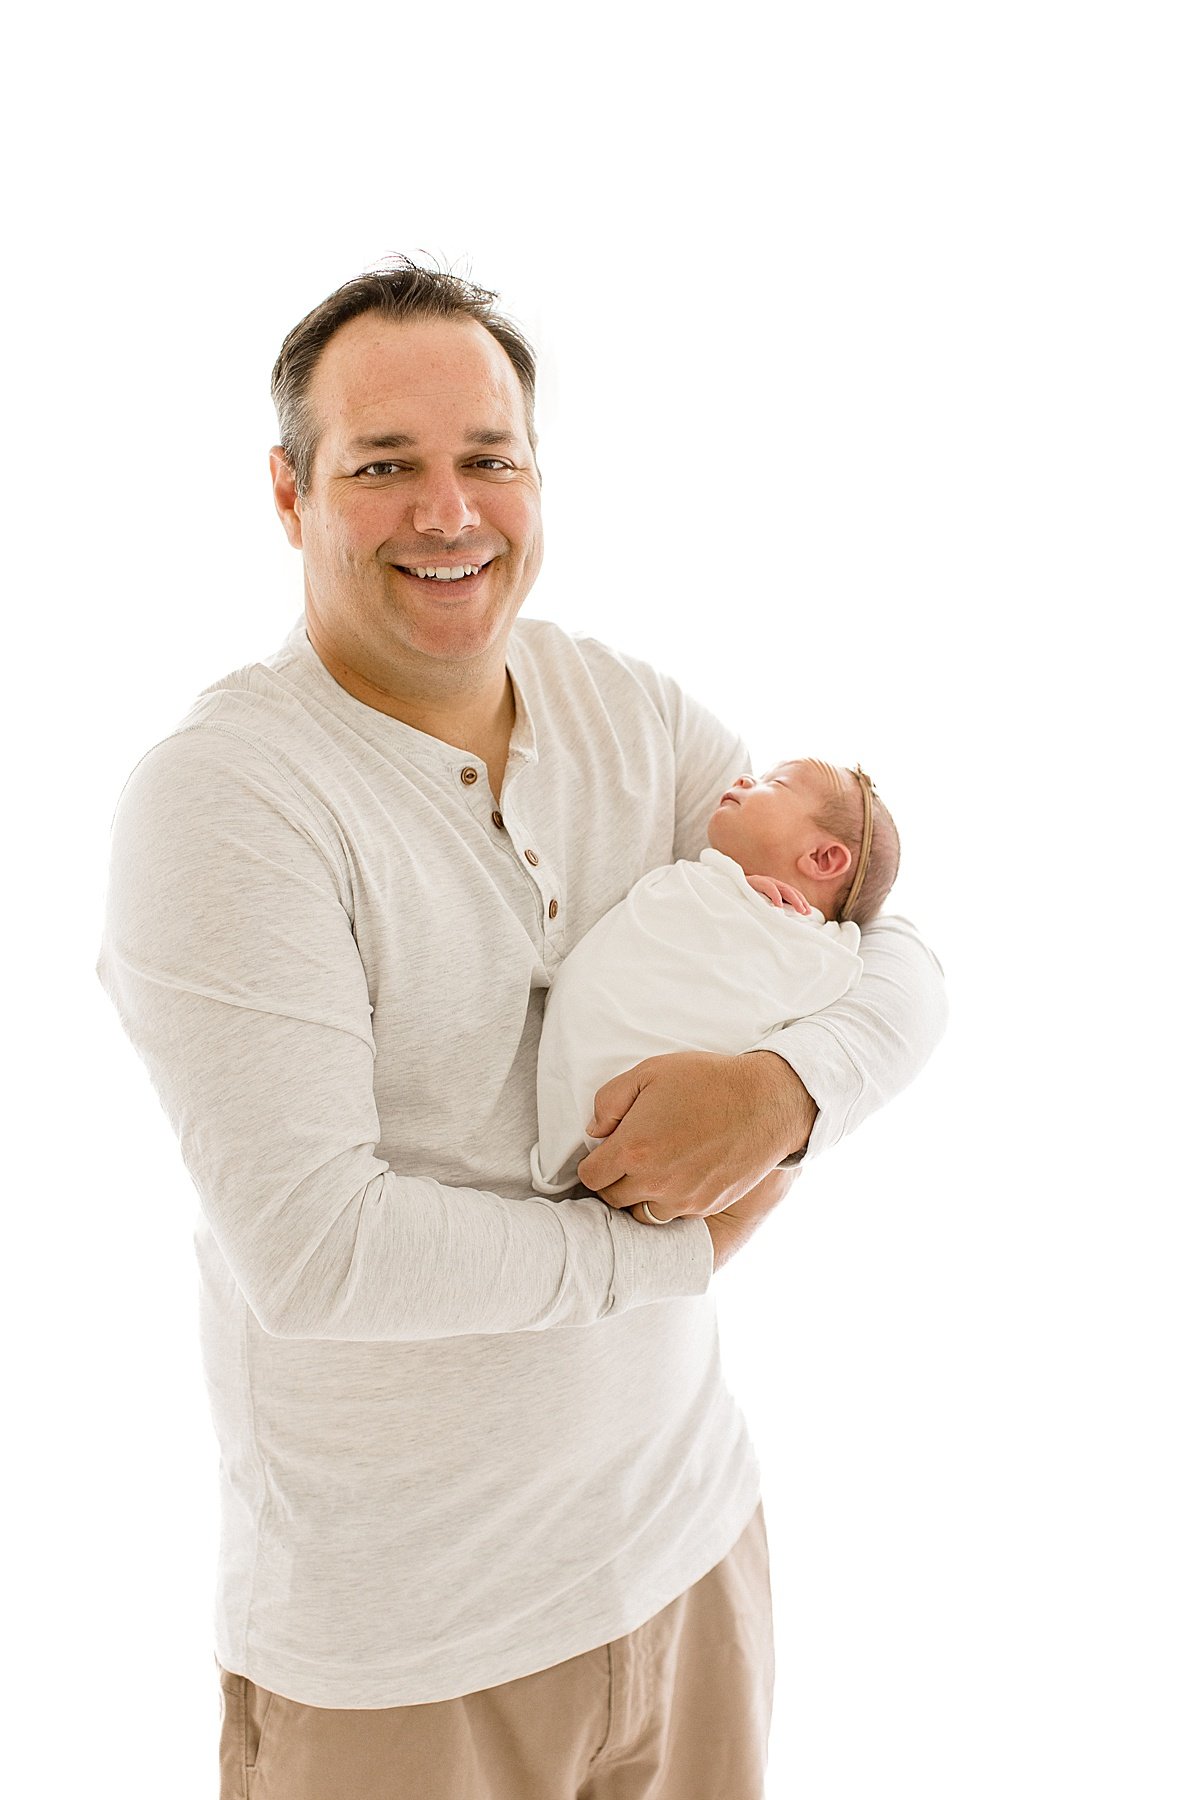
(706, 759), (847, 882)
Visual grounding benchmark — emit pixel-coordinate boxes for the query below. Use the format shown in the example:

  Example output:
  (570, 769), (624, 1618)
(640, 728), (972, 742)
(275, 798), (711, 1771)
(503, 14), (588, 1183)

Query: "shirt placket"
(449, 754), (568, 968)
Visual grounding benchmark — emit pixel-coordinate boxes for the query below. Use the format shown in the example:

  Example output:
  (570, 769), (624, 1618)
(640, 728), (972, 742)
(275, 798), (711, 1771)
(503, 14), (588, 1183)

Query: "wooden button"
(460, 767), (479, 785)
(491, 810), (504, 829)
(548, 899), (559, 920)
(524, 849), (540, 866)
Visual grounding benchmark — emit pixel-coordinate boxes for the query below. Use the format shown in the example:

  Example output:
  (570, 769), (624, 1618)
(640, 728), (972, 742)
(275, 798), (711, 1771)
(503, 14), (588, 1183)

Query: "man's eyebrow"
(347, 430), (518, 452)
(349, 433), (418, 452)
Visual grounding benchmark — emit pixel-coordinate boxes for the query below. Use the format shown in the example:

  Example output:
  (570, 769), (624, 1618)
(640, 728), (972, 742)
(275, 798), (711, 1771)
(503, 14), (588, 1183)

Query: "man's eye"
(357, 462), (406, 477)
(471, 458), (513, 472)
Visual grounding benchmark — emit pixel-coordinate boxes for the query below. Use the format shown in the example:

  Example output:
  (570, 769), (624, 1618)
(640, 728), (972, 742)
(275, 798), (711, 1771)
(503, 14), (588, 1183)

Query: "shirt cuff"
(748, 1019), (864, 1161)
(607, 1210), (713, 1312)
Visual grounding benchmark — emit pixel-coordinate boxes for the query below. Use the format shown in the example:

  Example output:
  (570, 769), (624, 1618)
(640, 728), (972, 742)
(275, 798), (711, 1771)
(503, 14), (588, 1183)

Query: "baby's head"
(706, 758), (900, 926)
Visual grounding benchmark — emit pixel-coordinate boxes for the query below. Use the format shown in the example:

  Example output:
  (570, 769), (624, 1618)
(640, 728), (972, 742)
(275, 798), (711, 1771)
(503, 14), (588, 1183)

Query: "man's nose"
(411, 469), (481, 537)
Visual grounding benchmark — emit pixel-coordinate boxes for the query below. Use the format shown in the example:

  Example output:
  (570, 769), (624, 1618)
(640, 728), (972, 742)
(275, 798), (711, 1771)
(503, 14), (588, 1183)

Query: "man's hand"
(576, 1049), (817, 1219)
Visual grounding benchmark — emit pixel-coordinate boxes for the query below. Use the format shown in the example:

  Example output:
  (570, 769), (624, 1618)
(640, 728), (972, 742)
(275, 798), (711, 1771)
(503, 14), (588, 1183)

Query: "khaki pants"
(218, 1503), (773, 1799)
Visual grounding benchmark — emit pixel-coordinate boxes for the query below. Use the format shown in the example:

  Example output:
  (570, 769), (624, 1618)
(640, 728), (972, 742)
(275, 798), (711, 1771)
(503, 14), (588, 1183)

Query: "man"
(100, 262), (946, 1798)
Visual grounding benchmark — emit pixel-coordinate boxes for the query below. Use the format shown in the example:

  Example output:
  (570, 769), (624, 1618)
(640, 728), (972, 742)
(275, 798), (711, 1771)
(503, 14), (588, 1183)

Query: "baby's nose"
(734, 776), (755, 789)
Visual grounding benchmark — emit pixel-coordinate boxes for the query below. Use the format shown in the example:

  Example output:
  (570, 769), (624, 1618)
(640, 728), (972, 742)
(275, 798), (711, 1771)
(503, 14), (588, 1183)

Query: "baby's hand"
(745, 874), (812, 913)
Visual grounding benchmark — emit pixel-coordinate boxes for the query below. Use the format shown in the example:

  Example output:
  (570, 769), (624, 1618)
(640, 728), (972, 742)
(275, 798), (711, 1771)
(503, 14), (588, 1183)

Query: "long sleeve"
(98, 726), (711, 1343)
(751, 913), (948, 1156)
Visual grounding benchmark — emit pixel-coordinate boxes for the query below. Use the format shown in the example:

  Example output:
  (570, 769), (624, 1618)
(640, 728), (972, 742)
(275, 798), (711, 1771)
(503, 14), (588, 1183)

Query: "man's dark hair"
(270, 256), (538, 498)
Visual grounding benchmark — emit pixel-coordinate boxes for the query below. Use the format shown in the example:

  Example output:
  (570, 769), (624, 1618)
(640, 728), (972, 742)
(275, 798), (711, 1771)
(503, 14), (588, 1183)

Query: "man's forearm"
(741, 1049), (819, 1164)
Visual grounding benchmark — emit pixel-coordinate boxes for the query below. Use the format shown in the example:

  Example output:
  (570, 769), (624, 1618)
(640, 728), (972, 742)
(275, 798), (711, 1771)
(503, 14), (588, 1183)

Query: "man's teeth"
(406, 564), (483, 581)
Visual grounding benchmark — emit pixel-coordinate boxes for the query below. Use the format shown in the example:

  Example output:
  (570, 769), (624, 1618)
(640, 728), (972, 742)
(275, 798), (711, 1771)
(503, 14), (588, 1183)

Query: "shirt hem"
(215, 1476), (763, 1710)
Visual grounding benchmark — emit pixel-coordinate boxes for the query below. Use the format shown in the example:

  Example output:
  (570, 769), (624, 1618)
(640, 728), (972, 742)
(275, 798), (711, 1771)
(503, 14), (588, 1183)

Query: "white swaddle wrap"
(532, 847), (864, 1193)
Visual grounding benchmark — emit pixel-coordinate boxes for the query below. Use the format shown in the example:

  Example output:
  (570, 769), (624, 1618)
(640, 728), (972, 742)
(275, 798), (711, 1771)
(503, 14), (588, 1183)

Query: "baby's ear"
(796, 840), (854, 881)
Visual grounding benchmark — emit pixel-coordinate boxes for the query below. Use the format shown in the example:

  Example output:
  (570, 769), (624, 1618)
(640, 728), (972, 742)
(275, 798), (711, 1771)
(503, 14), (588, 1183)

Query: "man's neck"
(306, 624), (516, 801)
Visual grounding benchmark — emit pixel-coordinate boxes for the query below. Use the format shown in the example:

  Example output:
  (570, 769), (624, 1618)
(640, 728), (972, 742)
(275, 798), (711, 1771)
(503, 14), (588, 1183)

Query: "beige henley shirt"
(99, 616), (947, 1708)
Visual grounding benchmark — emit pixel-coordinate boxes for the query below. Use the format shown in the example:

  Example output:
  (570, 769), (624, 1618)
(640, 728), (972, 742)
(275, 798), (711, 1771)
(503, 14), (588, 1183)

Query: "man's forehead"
(321, 373), (517, 435)
(313, 313), (523, 431)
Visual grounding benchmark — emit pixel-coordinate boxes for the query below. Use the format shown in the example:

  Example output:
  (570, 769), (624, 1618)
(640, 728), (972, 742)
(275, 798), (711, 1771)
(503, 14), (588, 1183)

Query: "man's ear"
(270, 447), (304, 549)
(795, 840), (854, 882)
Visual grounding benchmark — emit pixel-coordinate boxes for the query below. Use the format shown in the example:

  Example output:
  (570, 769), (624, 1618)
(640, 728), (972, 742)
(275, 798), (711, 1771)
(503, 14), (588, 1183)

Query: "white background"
(6, 2), (1196, 1795)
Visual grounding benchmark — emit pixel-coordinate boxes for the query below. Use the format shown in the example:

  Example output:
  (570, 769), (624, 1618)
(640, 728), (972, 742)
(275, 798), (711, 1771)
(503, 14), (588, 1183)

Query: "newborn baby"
(530, 758), (900, 1195)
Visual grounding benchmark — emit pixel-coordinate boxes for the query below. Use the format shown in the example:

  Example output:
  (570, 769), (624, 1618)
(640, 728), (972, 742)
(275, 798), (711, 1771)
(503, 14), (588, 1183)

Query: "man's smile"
(395, 558), (494, 581)
(388, 556), (497, 595)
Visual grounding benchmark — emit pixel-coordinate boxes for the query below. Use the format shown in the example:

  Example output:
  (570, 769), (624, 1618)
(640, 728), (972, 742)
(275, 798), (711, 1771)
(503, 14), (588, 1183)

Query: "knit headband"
(839, 764), (876, 923)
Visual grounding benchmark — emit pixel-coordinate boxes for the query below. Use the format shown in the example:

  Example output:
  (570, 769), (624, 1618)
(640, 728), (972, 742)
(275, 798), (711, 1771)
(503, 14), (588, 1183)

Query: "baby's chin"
(704, 821), (749, 873)
(705, 802), (736, 842)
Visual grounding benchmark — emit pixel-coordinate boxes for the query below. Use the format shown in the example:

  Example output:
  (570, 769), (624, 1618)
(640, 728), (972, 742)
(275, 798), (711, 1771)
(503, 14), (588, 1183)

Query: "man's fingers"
(590, 1174), (630, 1207)
(579, 1171), (652, 1213)
(586, 1174), (682, 1225)
(576, 1139), (671, 1212)
(575, 1137), (625, 1193)
(584, 1064), (648, 1142)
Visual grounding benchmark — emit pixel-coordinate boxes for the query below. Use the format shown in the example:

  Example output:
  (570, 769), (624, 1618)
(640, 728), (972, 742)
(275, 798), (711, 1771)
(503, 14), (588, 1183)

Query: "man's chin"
(393, 601), (519, 667)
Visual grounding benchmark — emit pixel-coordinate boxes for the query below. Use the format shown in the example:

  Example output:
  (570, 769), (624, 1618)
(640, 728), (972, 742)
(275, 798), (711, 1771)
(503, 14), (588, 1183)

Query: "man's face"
(706, 759), (846, 881)
(272, 312), (543, 689)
